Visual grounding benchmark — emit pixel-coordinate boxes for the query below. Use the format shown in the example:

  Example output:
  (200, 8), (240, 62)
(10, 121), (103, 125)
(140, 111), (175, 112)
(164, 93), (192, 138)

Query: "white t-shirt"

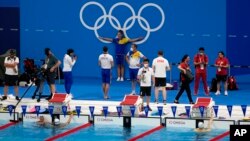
(126, 51), (144, 69)
(98, 53), (113, 69)
(152, 56), (170, 78)
(4, 56), (19, 75)
(137, 67), (154, 87)
(63, 54), (76, 72)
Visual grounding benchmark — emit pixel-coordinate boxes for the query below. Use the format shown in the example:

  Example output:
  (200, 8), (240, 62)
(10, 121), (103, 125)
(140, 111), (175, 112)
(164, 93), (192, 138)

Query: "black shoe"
(174, 100), (179, 104)
(46, 96), (52, 100)
(190, 102), (194, 104)
(154, 99), (159, 104)
(147, 105), (152, 111)
(163, 100), (167, 105)
(1, 96), (7, 101)
(16, 96), (20, 101)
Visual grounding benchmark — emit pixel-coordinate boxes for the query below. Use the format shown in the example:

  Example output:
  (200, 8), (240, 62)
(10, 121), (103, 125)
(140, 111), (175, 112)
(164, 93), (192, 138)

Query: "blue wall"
(0, 0), (19, 7)
(0, 7), (20, 56)
(227, 0), (250, 76)
(20, 0), (226, 80)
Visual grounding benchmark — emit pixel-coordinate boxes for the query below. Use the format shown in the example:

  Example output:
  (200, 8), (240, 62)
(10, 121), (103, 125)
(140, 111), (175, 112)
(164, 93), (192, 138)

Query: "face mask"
(144, 64), (149, 68)
(199, 52), (203, 55)
(130, 48), (133, 52)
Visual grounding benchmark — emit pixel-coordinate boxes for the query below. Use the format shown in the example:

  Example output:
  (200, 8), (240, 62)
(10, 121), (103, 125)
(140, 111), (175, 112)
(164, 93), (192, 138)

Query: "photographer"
(43, 48), (61, 100)
(137, 59), (154, 111)
(2, 49), (20, 101)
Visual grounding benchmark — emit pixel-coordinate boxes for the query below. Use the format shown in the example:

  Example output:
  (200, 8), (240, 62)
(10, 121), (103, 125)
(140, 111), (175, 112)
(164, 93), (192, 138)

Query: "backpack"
(210, 78), (217, 92)
(227, 76), (238, 90)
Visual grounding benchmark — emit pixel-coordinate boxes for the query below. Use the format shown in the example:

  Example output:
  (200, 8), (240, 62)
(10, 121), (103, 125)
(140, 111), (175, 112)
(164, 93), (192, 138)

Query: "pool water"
(0, 120), (229, 141)
(58, 125), (154, 141)
(138, 127), (229, 141)
(0, 121), (79, 141)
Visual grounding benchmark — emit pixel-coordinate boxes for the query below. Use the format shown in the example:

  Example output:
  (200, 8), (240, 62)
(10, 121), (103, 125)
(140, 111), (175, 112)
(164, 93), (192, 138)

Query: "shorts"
(46, 71), (56, 85)
(140, 86), (151, 96)
(155, 77), (166, 87)
(102, 69), (111, 84)
(4, 74), (18, 86)
(129, 68), (139, 80)
(116, 55), (125, 65)
(216, 74), (228, 82)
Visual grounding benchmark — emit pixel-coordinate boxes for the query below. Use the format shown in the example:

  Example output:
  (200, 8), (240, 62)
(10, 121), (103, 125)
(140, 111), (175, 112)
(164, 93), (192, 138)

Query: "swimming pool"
(137, 127), (229, 141)
(0, 121), (79, 141)
(0, 120), (229, 141)
(57, 125), (154, 141)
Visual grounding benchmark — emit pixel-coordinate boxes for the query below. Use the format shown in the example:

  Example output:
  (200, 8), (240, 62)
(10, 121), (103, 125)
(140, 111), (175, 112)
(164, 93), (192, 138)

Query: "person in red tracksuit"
(193, 47), (209, 96)
(214, 51), (230, 96)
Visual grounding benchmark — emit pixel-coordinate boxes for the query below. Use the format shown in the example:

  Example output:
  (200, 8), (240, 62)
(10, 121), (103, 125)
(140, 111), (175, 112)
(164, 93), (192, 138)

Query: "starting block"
(48, 93), (71, 114)
(191, 97), (215, 118)
(120, 95), (143, 116)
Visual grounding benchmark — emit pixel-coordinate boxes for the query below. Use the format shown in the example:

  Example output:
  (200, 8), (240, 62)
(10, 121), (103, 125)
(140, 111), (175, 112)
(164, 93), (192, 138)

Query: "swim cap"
(54, 118), (60, 125)
(198, 122), (204, 129)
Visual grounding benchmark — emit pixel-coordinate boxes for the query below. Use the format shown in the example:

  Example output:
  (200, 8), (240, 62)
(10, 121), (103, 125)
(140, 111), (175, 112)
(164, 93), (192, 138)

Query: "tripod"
(31, 71), (50, 102)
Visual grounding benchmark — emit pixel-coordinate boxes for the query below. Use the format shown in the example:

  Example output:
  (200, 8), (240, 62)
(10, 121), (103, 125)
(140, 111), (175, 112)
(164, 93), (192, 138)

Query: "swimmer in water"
(36, 113), (73, 128)
(194, 110), (213, 132)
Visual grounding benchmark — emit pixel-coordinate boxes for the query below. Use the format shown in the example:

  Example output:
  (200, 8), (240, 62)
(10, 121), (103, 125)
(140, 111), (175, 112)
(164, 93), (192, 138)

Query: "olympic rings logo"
(79, 1), (165, 44)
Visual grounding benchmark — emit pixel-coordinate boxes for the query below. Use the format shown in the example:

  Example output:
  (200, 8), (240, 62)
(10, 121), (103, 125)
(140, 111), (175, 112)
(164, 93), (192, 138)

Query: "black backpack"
(210, 78), (217, 92)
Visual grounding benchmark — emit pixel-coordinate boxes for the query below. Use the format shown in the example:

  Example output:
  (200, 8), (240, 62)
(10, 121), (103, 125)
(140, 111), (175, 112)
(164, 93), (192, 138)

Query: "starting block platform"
(48, 93), (71, 114)
(191, 97), (215, 118)
(120, 95), (143, 116)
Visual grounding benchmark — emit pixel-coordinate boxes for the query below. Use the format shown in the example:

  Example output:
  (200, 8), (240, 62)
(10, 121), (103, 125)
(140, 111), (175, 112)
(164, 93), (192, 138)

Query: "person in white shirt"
(152, 51), (170, 105)
(98, 46), (114, 99)
(126, 44), (146, 95)
(2, 49), (19, 101)
(137, 59), (155, 111)
(63, 49), (77, 95)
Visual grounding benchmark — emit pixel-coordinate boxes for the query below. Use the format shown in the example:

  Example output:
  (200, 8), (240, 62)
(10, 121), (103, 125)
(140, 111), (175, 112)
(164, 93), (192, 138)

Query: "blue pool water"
(58, 125), (154, 141)
(0, 120), (229, 141)
(138, 127), (229, 141)
(0, 121), (79, 141)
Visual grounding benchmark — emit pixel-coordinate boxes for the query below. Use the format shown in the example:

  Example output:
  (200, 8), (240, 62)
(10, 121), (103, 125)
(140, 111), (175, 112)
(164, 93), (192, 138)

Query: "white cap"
(198, 122), (204, 129)
(54, 118), (60, 125)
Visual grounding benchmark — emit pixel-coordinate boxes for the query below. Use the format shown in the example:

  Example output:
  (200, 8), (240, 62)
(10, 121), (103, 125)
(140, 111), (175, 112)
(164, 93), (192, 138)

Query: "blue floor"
(1, 77), (250, 106)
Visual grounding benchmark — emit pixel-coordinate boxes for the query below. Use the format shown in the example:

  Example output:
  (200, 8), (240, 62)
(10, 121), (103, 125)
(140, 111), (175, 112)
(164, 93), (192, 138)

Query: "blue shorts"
(129, 68), (139, 81)
(116, 55), (125, 65)
(102, 69), (111, 84)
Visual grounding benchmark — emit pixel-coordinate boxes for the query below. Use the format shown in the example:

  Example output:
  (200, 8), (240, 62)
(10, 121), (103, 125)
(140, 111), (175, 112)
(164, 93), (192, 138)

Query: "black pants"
(175, 80), (193, 103)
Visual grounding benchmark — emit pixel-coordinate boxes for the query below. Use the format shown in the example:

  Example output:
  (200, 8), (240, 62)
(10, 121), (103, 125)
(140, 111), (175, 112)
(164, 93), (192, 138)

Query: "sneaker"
(224, 91), (228, 96)
(215, 91), (220, 95)
(190, 102), (194, 104)
(16, 96), (20, 100)
(154, 99), (159, 104)
(116, 77), (121, 81)
(174, 100), (179, 104)
(1, 96), (7, 101)
(69, 93), (74, 98)
(131, 90), (136, 95)
(120, 77), (124, 81)
(46, 96), (52, 100)
(163, 100), (167, 105)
